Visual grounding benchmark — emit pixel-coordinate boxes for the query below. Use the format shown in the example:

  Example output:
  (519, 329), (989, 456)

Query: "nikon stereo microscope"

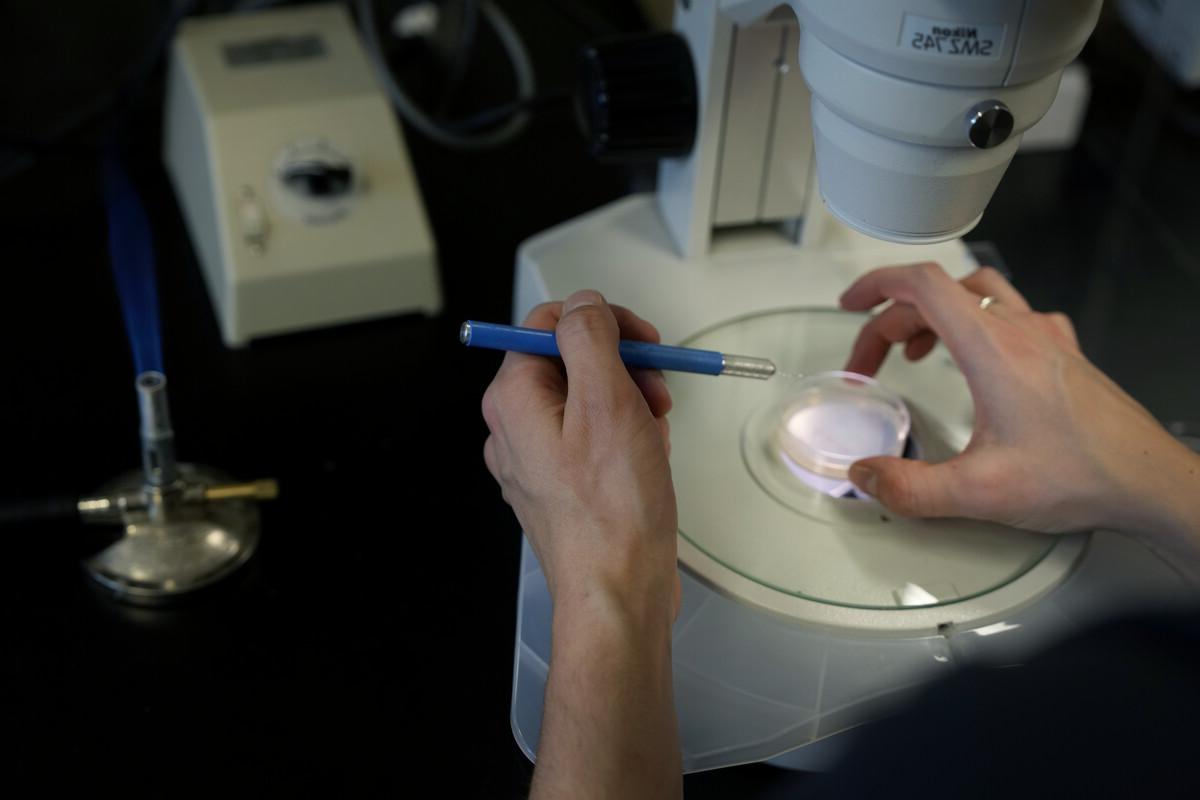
(510, 0), (1192, 772)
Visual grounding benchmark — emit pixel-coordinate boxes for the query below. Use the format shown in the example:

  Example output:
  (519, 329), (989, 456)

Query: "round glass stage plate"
(669, 309), (1058, 611)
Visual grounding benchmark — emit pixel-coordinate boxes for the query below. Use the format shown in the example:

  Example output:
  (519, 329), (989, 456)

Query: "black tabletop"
(1, 2), (1197, 797)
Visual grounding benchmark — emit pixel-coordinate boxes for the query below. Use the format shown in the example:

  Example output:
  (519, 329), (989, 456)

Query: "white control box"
(164, 3), (440, 346)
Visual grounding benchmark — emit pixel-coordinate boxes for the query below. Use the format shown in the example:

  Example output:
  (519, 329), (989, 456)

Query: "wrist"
(544, 517), (679, 636)
(1151, 446), (1200, 565)
(537, 559), (683, 800)
(553, 571), (676, 646)
(1109, 435), (1200, 569)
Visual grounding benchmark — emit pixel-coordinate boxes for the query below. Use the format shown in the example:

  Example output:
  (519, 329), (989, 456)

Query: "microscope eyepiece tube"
(777, 0), (1102, 243)
(136, 371), (179, 487)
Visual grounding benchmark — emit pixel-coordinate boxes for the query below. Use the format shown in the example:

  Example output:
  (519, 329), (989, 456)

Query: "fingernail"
(563, 290), (605, 314)
(849, 464), (878, 496)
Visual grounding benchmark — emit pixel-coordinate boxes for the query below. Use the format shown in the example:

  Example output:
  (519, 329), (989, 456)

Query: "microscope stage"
(669, 308), (1081, 632)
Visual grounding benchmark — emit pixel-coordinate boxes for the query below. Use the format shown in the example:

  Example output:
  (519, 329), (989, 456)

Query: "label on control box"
(224, 34), (327, 67)
(900, 14), (1006, 58)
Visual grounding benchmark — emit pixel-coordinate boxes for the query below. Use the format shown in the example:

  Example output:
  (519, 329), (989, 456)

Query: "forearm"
(530, 587), (682, 800)
(1114, 436), (1200, 582)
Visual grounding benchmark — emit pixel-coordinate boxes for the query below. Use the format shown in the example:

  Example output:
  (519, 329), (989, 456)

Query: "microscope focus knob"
(965, 100), (1015, 149)
(576, 32), (698, 162)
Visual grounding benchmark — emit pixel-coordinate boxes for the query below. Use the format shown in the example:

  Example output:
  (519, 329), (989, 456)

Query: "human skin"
(481, 291), (681, 800)
(480, 270), (1200, 798)
(840, 263), (1200, 575)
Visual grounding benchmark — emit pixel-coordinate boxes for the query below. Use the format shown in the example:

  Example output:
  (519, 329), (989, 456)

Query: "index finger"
(492, 300), (670, 411)
(839, 263), (990, 362)
(549, 296), (672, 418)
(493, 300), (663, 381)
(517, 301), (663, 343)
(599, 305), (670, 416)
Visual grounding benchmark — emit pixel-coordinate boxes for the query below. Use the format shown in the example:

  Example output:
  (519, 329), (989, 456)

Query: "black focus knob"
(965, 100), (1015, 149)
(576, 32), (698, 162)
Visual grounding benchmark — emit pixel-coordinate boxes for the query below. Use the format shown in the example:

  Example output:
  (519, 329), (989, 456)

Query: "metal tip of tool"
(459, 321), (472, 345)
(721, 355), (777, 380)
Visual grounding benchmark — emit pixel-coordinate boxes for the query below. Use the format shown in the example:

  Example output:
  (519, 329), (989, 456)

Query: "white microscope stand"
(508, 194), (1192, 772)
(508, 0), (1190, 772)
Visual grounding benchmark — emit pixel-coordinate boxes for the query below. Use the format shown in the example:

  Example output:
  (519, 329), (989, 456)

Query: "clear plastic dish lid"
(775, 371), (911, 480)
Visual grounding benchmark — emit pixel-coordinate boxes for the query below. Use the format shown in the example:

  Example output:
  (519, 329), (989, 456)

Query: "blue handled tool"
(460, 321), (776, 379)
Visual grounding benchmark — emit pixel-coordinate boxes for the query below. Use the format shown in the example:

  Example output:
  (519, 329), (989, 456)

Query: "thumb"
(849, 457), (968, 518)
(556, 290), (636, 410)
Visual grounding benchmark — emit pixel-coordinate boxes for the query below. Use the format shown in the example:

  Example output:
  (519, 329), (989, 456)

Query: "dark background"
(0, 1), (1197, 796)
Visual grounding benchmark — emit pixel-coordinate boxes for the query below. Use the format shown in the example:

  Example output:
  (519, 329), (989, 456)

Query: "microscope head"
(786, 0), (1102, 243)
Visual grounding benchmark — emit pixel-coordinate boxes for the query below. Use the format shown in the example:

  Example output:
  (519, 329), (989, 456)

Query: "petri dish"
(775, 371), (911, 480)
(667, 309), (1061, 610)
